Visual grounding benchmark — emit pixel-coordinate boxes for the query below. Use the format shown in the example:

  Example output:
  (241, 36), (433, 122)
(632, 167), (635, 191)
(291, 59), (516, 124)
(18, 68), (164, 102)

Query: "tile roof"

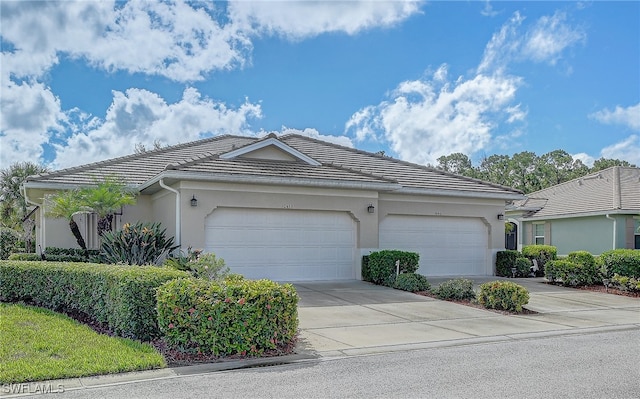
(512, 166), (640, 218)
(25, 134), (523, 198)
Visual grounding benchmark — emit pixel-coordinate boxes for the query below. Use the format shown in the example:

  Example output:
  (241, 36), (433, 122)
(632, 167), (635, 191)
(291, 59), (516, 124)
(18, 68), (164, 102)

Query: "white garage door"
(205, 208), (356, 281)
(379, 215), (488, 276)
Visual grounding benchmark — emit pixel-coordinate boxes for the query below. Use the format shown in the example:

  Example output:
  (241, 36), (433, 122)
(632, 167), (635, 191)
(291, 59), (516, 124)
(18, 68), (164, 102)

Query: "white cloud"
(345, 65), (522, 165)
(0, 79), (65, 168)
(589, 103), (640, 130)
(572, 152), (595, 167)
(51, 87), (262, 169)
(0, 1), (247, 82)
(228, 0), (422, 40)
(478, 10), (584, 74)
(600, 135), (640, 165)
(348, 10), (585, 166)
(522, 11), (586, 65)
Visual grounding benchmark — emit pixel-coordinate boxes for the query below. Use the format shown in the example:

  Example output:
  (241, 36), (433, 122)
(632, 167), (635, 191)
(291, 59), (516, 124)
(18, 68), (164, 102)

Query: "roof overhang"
(139, 171), (402, 193)
(519, 209), (640, 221)
(394, 187), (525, 201)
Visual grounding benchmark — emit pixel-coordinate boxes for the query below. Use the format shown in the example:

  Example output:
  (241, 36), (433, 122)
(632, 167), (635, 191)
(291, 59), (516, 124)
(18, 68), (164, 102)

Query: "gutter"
(20, 184), (44, 254)
(139, 171), (402, 193)
(159, 179), (180, 249)
(605, 214), (616, 250)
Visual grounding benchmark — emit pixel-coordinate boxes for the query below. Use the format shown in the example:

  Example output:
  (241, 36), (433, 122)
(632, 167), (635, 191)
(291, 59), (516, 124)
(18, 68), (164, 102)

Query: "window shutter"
(544, 223), (551, 245)
(526, 223), (533, 245)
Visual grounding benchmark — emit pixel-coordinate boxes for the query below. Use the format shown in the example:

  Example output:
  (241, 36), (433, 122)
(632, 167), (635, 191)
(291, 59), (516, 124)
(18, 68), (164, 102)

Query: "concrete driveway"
(295, 278), (640, 357)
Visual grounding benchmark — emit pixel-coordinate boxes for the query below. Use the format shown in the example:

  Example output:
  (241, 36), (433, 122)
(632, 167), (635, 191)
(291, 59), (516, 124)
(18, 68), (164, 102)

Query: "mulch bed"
(576, 284), (639, 298)
(416, 291), (538, 315)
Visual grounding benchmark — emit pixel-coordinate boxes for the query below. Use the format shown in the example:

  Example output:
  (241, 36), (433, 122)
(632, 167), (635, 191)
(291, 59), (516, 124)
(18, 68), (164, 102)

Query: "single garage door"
(379, 215), (488, 276)
(205, 208), (356, 281)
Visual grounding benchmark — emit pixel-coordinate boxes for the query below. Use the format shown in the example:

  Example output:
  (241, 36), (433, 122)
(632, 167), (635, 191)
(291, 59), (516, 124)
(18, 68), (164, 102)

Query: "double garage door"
(205, 208), (356, 281)
(380, 215), (489, 276)
(205, 209), (489, 281)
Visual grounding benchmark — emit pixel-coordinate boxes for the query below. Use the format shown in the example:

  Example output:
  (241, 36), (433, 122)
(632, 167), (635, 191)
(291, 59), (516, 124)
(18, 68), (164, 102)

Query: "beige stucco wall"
(32, 180), (507, 276)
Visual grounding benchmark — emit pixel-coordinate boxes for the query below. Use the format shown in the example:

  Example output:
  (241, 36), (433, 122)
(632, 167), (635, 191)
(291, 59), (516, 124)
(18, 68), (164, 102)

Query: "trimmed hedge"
(599, 249), (640, 278)
(522, 245), (557, 276)
(8, 253), (41, 261)
(367, 250), (419, 287)
(361, 255), (371, 282)
(393, 273), (431, 292)
(477, 280), (529, 312)
(496, 250), (520, 277)
(544, 259), (598, 286)
(0, 260), (188, 341)
(156, 278), (298, 356)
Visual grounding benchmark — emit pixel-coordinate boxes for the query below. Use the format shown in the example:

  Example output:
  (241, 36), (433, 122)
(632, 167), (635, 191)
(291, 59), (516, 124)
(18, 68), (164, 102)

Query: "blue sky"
(1, 1), (638, 171)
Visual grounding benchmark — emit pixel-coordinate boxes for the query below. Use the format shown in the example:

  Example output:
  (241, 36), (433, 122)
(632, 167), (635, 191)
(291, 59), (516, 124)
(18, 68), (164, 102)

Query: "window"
(534, 223), (545, 245)
(635, 219), (640, 250)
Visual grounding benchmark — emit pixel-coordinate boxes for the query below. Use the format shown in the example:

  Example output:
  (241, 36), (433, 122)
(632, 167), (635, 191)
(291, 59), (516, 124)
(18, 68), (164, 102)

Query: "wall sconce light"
(497, 213), (504, 220)
(190, 195), (198, 207)
(367, 204), (375, 214)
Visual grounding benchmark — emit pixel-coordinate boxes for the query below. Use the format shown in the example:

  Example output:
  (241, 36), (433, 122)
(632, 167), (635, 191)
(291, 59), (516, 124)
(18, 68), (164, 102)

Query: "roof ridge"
(281, 133), (522, 194)
(27, 134), (242, 181)
(324, 162), (398, 184)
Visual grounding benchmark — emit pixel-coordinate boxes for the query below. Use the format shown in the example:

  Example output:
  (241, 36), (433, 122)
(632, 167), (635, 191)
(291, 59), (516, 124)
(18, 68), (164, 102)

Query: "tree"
(591, 158), (635, 172)
(536, 150), (589, 187)
(79, 177), (137, 236)
(509, 151), (541, 193)
(436, 153), (475, 176)
(0, 161), (49, 252)
(45, 190), (89, 251)
(477, 154), (512, 187)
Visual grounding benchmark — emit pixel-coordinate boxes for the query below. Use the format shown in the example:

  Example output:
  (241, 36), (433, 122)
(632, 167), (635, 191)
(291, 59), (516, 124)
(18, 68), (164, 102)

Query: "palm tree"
(79, 177), (137, 236)
(45, 190), (89, 252)
(0, 161), (49, 252)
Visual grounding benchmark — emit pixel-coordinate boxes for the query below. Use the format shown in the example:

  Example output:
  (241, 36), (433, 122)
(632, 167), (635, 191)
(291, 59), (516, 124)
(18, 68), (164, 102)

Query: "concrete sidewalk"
(296, 278), (640, 358)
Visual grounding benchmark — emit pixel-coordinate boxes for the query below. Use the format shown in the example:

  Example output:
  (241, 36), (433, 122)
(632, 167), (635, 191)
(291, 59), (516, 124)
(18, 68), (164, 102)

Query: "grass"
(0, 303), (166, 384)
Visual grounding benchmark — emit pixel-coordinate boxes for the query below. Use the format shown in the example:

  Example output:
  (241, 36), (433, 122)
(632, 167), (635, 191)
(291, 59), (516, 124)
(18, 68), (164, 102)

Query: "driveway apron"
(294, 279), (640, 357)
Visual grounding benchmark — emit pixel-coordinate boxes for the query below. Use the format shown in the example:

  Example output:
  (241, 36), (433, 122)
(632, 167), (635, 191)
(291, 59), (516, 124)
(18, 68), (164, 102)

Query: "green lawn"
(0, 303), (166, 383)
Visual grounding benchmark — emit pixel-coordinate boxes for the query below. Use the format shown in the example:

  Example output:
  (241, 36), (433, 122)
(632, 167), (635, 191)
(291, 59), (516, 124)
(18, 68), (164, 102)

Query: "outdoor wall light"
(367, 204), (375, 213)
(497, 213), (504, 220)
(190, 195), (198, 207)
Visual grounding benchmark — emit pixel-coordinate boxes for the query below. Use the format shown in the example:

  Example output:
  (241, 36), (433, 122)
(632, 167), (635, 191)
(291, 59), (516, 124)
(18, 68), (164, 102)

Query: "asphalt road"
(20, 329), (640, 399)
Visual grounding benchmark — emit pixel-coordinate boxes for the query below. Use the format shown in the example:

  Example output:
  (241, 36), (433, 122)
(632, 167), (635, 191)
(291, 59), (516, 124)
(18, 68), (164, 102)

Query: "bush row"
(496, 245), (558, 278)
(156, 277), (298, 356)
(0, 260), (189, 341)
(599, 249), (640, 279)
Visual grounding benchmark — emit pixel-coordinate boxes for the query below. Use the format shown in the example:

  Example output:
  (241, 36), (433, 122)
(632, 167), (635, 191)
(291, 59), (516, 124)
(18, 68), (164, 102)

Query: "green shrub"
(100, 222), (178, 265)
(361, 255), (371, 282)
(0, 260), (188, 341)
(544, 259), (598, 286)
(8, 253), (41, 261)
(164, 249), (229, 280)
(393, 273), (431, 292)
(477, 281), (529, 312)
(598, 249), (640, 279)
(43, 247), (101, 262)
(156, 277), (298, 356)
(367, 250), (419, 287)
(0, 228), (20, 260)
(567, 251), (596, 268)
(605, 273), (640, 292)
(496, 250), (520, 277)
(433, 278), (476, 301)
(514, 257), (532, 277)
(522, 245), (557, 276)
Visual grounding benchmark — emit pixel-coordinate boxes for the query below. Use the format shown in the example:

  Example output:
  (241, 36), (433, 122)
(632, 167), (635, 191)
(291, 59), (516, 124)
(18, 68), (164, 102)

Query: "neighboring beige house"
(506, 166), (640, 256)
(23, 133), (523, 281)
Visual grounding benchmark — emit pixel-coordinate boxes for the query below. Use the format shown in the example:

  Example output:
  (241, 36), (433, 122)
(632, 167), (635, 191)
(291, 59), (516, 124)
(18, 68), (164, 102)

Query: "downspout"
(20, 184), (43, 255)
(605, 214), (616, 250)
(159, 179), (181, 249)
